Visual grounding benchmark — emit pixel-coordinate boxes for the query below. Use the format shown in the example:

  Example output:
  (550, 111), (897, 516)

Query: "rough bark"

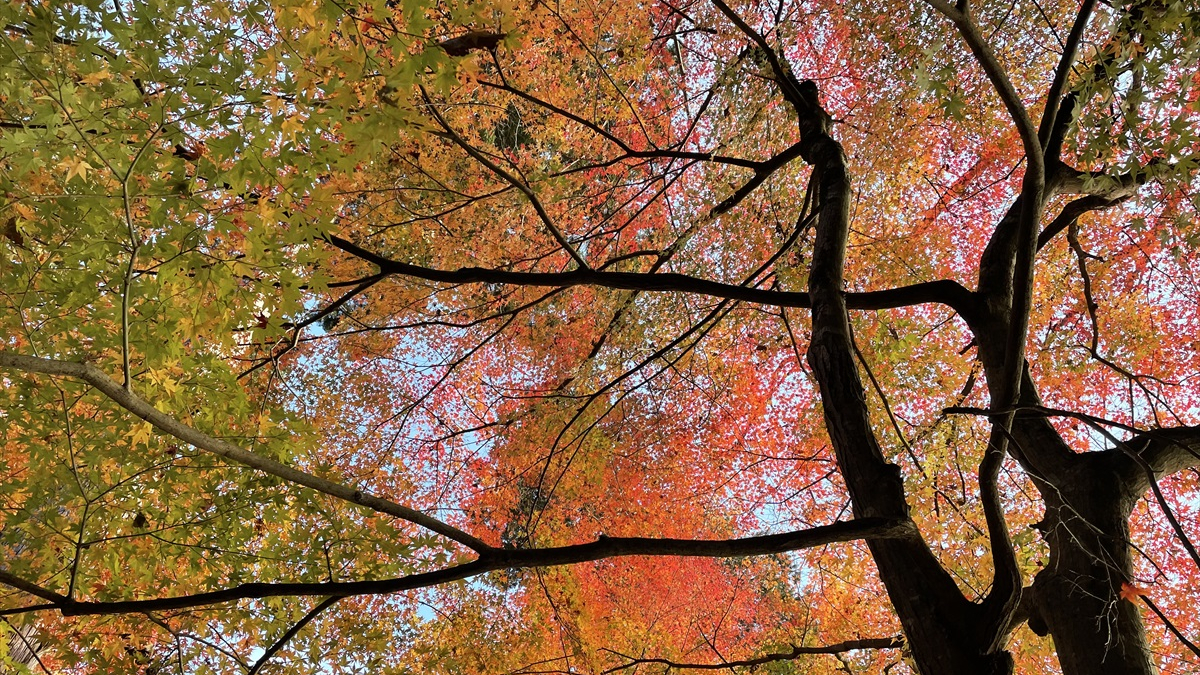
(1020, 428), (1200, 675)
(1027, 451), (1155, 675)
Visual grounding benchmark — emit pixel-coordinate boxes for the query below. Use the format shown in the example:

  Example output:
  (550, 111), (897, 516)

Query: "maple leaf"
(57, 157), (94, 183)
(1119, 581), (1151, 603)
(126, 422), (154, 448)
(293, 2), (318, 27)
(280, 115), (305, 141)
(79, 69), (113, 86)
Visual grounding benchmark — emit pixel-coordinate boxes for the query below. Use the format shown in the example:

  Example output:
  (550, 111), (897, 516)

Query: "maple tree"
(2, 0), (1200, 673)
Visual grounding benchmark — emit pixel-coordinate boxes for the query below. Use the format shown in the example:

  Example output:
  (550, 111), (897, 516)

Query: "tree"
(1, 0), (1199, 672)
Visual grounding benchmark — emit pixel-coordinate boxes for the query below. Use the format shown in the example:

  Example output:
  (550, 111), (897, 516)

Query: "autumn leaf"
(280, 115), (305, 142)
(1, 1), (1199, 674)
(57, 157), (94, 183)
(1120, 582), (1151, 603)
(293, 2), (318, 27)
(79, 69), (113, 86)
(126, 422), (154, 448)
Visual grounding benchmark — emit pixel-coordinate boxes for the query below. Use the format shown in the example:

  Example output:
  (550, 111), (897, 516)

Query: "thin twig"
(247, 596), (342, 675)
(848, 323), (925, 476)
(418, 87), (589, 269)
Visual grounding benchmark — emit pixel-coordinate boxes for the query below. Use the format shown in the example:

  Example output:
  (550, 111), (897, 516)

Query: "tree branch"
(923, 1), (1041, 161)
(0, 570), (70, 605)
(709, 141), (806, 216)
(798, 74), (998, 670)
(922, 9), (1057, 645)
(325, 234), (976, 316)
(13, 518), (912, 616)
(602, 637), (904, 672)
(945, 404), (1200, 480)
(0, 616), (51, 675)
(924, 1), (1046, 390)
(477, 79), (766, 170)
(1037, 0), (1098, 150)
(0, 353), (492, 553)
(707, 0), (807, 108)
(1131, 427), (1200, 483)
(1076, 420), (1200, 574)
(419, 87), (589, 269)
(977, 422), (1024, 650)
(1141, 596), (1200, 659)
(1035, 194), (1128, 251)
(247, 596), (342, 675)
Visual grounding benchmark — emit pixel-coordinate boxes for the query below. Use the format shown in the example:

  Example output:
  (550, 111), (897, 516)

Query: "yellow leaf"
(257, 199), (277, 221)
(79, 69), (113, 86)
(280, 115), (304, 141)
(127, 422), (154, 447)
(148, 367), (180, 396)
(294, 2), (318, 27)
(57, 157), (94, 183)
(263, 94), (287, 116)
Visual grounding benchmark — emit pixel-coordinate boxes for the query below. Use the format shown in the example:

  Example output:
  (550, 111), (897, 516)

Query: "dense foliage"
(1, 0), (1199, 673)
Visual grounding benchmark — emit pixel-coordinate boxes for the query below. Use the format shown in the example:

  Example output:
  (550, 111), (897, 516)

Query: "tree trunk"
(1028, 452), (1156, 675)
(799, 81), (1014, 675)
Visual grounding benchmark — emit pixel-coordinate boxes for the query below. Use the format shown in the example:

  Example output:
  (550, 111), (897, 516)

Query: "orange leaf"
(1119, 582), (1150, 602)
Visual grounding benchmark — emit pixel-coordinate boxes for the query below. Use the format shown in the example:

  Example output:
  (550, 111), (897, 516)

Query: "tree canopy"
(1, 0), (1199, 673)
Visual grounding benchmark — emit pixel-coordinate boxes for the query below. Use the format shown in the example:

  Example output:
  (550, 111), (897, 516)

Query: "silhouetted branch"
(325, 235), (977, 317)
(1036, 195), (1127, 251)
(419, 87), (589, 269)
(478, 79), (766, 171)
(1037, 0), (1098, 150)
(5, 518), (912, 616)
(709, 141), (806, 216)
(601, 637), (903, 672)
(0, 570), (69, 605)
(247, 596), (342, 675)
(1141, 596), (1200, 658)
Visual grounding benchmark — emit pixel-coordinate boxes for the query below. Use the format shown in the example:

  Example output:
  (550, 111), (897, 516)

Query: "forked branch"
(247, 596), (342, 675)
(419, 87), (589, 269)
